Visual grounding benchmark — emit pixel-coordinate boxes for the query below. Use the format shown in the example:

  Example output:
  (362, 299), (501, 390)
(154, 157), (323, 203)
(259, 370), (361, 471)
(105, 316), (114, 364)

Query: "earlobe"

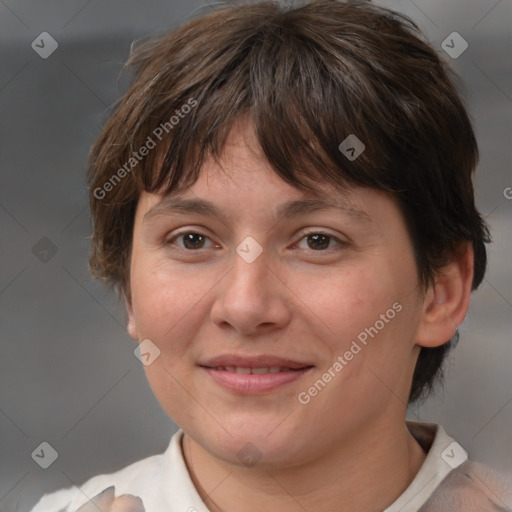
(416, 242), (474, 348)
(125, 297), (139, 341)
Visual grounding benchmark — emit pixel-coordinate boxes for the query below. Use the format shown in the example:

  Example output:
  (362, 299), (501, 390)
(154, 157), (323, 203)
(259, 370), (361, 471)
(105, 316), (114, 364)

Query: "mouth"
(199, 354), (313, 370)
(198, 355), (314, 394)
(201, 365), (312, 374)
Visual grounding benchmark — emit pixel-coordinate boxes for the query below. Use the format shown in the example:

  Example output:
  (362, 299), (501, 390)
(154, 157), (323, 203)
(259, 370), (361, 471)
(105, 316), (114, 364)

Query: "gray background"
(0, 0), (510, 511)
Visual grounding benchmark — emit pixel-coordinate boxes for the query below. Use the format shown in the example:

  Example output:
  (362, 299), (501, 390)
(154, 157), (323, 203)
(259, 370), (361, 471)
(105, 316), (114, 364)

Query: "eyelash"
(165, 229), (346, 253)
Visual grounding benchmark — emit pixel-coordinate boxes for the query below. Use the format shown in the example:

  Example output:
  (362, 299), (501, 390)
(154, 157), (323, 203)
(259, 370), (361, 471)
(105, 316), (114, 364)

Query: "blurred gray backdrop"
(1, 0), (511, 511)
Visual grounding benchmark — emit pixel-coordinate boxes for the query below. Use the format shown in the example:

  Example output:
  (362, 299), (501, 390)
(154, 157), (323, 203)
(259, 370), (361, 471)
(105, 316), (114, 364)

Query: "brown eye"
(296, 231), (343, 251)
(167, 231), (214, 250)
(182, 233), (206, 249)
(306, 233), (330, 250)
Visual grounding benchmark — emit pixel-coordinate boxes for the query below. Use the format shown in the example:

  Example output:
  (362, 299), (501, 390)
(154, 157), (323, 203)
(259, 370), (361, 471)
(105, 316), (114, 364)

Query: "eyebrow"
(143, 196), (373, 224)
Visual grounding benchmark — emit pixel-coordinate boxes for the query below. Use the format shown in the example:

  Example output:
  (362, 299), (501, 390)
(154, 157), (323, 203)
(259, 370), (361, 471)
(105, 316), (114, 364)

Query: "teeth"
(214, 366), (294, 374)
(251, 367), (270, 374)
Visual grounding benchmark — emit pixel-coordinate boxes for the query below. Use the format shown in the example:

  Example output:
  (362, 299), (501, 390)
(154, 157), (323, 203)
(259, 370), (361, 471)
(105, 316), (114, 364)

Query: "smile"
(200, 365), (314, 394)
(208, 366), (306, 374)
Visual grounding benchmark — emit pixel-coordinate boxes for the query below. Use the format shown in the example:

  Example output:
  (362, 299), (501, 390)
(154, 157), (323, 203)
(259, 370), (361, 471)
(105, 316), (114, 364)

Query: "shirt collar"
(383, 421), (468, 512)
(162, 422), (468, 512)
(161, 429), (212, 512)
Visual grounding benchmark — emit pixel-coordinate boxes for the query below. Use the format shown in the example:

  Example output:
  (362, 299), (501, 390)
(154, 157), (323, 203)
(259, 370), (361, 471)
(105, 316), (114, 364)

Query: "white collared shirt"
(30, 422), (509, 512)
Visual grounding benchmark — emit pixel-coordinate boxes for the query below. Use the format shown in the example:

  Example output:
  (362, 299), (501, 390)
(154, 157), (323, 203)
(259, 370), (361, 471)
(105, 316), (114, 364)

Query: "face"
(126, 120), (427, 470)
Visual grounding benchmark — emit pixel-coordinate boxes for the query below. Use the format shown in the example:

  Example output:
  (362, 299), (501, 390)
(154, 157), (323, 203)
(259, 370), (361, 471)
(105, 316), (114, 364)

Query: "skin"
(126, 118), (474, 512)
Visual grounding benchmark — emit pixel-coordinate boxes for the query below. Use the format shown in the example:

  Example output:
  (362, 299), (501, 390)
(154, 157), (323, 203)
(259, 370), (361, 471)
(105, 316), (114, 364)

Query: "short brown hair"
(87, 0), (491, 403)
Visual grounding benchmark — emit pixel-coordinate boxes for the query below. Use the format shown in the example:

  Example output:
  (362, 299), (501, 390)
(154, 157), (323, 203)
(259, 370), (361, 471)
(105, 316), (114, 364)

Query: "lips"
(198, 354), (314, 394)
(199, 354), (313, 370)
(210, 366), (303, 374)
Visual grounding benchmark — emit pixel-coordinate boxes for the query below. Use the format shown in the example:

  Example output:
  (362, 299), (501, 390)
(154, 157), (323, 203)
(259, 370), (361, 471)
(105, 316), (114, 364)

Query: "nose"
(209, 244), (292, 335)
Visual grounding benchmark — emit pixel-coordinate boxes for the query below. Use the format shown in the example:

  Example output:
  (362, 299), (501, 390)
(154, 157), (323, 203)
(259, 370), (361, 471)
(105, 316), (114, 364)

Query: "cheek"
(289, 257), (418, 393)
(131, 265), (172, 333)
(288, 261), (398, 343)
(129, 258), (217, 359)
(129, 262), (206, 419)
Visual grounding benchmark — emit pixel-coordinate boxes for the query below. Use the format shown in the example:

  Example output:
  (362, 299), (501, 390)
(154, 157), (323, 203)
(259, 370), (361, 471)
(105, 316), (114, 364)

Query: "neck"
(182, 419), (426, 512)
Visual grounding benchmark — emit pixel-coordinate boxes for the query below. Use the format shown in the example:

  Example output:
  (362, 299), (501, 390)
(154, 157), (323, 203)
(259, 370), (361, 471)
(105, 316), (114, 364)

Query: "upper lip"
(199, 354), (314, 369)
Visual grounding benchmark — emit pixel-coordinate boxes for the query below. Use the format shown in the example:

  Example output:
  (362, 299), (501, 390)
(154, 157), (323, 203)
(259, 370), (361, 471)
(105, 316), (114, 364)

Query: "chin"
(193, 420), (311, 470)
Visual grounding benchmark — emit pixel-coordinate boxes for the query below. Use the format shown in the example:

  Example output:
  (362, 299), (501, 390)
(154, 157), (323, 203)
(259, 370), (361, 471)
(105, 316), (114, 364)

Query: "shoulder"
(29, 450), (166, 512)
(422, 460), (512, 511)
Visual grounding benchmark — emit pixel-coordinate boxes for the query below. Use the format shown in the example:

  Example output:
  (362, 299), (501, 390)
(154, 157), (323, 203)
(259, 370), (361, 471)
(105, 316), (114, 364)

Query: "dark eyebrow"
(143, 196), (373, 224)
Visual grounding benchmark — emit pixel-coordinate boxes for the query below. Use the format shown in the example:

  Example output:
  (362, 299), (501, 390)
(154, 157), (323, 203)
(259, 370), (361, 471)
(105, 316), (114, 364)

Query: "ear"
(416, 242), (474, 348)
(125, 295), (139, 341)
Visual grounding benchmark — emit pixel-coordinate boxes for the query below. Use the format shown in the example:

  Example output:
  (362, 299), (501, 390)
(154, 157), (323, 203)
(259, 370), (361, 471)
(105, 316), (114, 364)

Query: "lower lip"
(201, 367), (314, 394)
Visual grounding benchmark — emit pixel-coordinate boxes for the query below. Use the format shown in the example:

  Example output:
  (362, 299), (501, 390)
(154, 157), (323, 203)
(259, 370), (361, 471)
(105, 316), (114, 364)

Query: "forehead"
(147, 153), (369, 222)
(149, 116), (362, 205)
(143, 192), (375, 226)
(139, 117), (403, 233)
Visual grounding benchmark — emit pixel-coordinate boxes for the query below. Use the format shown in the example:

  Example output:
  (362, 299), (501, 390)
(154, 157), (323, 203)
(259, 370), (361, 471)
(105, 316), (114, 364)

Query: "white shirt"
(30, 422), (504, 512)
